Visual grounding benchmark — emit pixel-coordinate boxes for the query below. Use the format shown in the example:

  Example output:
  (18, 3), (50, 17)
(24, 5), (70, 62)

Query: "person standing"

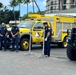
(43, 22), (52, 57)
(0, 23), (8, 50)
(11, 23), (19, 52)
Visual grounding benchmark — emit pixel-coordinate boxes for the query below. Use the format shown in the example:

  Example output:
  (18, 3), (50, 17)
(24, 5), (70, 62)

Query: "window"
(34, 22), (44, 29)
(50, 6), (53, 10)
(18, 22), (34, 28)
(63, 0), (66, 4)
(63, 6), (66, 10)
(51, 1), (53, 5)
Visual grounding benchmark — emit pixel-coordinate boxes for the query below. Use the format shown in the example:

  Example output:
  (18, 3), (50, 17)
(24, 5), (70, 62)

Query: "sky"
(0, 0), (46, 16)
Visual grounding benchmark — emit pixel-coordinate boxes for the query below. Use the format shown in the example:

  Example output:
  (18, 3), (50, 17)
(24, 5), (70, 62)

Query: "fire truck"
(28, 14), (76, 47)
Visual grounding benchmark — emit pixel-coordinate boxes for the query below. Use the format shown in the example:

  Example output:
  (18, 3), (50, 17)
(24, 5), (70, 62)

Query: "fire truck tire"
(67, 45), (76, 61)
(58, 37), (67, 48)
(58, 43), (63, 48)
(63, 37), (68, 48)
(40, 43), (43, 48)
(20, 38), (30, 51)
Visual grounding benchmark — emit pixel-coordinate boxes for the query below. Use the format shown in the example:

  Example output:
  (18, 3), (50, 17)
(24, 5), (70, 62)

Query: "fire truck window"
(34, 22), (44, 29)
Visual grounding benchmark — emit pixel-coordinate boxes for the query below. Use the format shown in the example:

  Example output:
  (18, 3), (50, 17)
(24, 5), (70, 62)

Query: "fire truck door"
(32, 22), (44, 43)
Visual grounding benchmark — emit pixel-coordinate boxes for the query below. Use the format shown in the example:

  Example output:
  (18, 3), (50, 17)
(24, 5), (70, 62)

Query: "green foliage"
(0, 2), (3, 8)
(22, 11), (45, 20)
(10, 0), (18, 7)
(17, 0), (22, 3)
(22, 0), (30, 4)
(0, 9), (19, 24)
(0, 0), (44, 23)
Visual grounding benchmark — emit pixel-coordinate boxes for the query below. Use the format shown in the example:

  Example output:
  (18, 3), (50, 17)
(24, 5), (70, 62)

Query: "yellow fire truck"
(28, 14), (76, 47)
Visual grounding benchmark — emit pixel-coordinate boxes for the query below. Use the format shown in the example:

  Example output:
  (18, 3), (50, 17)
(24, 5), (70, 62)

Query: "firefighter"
(43, 22), (52, 57)
(11, 23), (19, 52)
(0, 23), (8, 50)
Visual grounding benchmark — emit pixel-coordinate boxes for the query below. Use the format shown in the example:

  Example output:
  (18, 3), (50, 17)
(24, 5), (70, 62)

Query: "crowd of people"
(0, 23), (19, 52)
(0, 22), (52, 57)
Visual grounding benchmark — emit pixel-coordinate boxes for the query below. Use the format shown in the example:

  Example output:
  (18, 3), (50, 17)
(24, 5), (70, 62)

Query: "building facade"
(46, 0), (75, 13)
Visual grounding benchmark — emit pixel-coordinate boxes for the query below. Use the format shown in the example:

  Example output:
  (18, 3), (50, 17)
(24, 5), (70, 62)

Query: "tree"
(31, 0), (35, 13)
(0, 2), (3, 9)
(16, 0), (22, 22)
(22, 11), (45, 20)
(23, 0), (30, 18)
(0, 9), (19, 24)
(10, 0), (18, 23)
(0, 2), (3, 22)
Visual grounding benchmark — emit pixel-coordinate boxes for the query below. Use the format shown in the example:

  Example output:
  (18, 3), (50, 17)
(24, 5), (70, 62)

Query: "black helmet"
(43, 22), (48, 25)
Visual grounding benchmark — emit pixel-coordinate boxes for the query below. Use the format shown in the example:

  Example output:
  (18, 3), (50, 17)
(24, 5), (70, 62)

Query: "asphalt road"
(0, 45), (76, 75)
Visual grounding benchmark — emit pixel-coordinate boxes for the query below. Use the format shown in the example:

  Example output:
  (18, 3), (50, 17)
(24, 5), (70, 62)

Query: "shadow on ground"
(32, 44), (65, 50)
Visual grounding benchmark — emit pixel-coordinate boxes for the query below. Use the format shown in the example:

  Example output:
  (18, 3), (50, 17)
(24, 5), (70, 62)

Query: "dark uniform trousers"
(44, 26), (52, 57)
(44, 39), (51, 56)
(0, 36), (7, 50)
(11, 26), (19, 51)
(12, 36), (19, 50)
(0, 27), (7, 50)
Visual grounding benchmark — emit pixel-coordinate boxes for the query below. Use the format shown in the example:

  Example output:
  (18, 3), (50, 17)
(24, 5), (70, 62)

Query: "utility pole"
(3, 6), (7, 23)
(33, 0), (41, 14)
(32, 0), (35, 13)
(19, 3), (21, 22)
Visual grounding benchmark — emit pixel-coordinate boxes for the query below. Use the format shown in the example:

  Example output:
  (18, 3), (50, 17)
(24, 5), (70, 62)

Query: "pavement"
(0, 46), (76, 75)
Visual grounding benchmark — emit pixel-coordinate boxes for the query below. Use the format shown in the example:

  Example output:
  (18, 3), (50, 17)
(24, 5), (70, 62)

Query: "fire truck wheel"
(40, 43), (43, 48)
(20, 38), (29, 51)
(67, 44), (76, 61)
(63, 37), (68, 48)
